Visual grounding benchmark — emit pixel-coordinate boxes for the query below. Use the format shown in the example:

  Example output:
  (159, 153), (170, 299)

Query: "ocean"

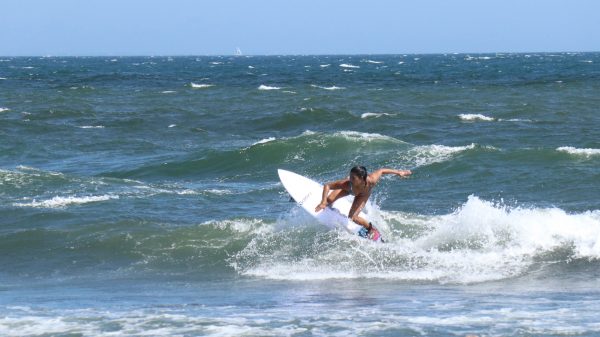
(1, 53), (599, 336)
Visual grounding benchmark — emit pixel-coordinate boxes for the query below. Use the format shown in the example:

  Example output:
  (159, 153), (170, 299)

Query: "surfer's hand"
(315, 202), (327, 212)
(397, 170), (412, 178)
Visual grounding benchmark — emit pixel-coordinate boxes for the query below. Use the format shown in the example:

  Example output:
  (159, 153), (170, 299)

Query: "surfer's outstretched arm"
(370, 168), (411, 183)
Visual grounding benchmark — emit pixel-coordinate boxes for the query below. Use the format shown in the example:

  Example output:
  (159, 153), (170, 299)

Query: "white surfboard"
(278, 169), (382, 241)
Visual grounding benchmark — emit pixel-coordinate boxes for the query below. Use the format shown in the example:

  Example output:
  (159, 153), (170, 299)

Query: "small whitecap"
(78, 125), (105, 129)
(459, 114), (495, 121)
(190, 82), (214, 89)
(557, 146), (600, 157)
(253, 137), (276, 145)
(361, 112), (395, 119)
(14, 195), (118, 208)
(258, 85), (281, 90)
(310, 84), (345, 90)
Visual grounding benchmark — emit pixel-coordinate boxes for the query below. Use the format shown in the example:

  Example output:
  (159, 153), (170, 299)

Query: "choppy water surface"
(1, 54), (600, 336)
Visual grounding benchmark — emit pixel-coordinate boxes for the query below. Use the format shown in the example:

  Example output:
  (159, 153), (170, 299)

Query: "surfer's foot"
(358, 223), (375, 238)
(357, 226), (369, 238)
(367, 223), (382, 241)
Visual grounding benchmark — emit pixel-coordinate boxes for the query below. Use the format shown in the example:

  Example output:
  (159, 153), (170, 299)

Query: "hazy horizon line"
(2, 50), (599, 58)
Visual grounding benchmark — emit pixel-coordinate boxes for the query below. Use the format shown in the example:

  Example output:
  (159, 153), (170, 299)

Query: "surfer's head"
(350, 166), (368, 184)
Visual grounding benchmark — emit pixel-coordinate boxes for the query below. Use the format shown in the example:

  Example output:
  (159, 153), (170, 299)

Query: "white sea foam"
(339, 63), (360, 69)
(459, 113), (495, 121)
(557, 146), (600, 157)
(203, 189), (233, 196)
(174, 189), (198, 195)
(361, 112), (395, 119)
(0, 77), (7, 80)
(2, 302), (600, 337)
(364, 60), (383, 64)
(161, 90), (176, 94)
(252, 137), (276, 145)
(409, 143), (478, 167)
(300, 130), (316, 136)
(14, 195), (118, 208)
(190, 82), (214, 89)
(78, 125), (105, 129)
(336, 131), (402, 143)
(310, 84), (345, 90)
(498, 118), (533, 122)
(258, 85), (281, 90)
(236, 195), (600, 284)
(0, 309), (306, 337)
(206, 218), (271, 234)
(319, 64), (330, 68)
(0, 107), (10, 113)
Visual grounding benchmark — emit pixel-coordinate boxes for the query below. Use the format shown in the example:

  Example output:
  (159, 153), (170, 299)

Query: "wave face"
(3, 192), (600, 285)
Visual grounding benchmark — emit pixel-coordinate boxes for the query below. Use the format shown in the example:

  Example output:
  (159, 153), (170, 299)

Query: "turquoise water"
(1, 53), (600, 336)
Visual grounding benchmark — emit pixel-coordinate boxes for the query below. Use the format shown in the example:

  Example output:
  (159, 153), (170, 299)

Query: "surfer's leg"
(348, 196), (370, 228)
(326, 189), (349, 206)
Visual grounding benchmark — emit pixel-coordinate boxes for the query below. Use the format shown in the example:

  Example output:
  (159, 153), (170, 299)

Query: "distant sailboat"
(235, 47), (243, 56)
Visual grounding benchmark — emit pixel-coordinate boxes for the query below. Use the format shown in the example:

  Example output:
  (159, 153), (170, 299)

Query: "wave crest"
(190, 82), (214, 89)
(13, 195), (119, 208)
(232, 196), (600, 284)
(258, 85), (281, 90)
(557, 146), (600, 157)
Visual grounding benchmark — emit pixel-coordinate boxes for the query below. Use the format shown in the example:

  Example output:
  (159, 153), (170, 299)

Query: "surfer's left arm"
(371, 168), (412, 182)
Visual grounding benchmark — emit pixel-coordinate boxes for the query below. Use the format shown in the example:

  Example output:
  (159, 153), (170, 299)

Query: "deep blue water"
(1, 53), (600, 336)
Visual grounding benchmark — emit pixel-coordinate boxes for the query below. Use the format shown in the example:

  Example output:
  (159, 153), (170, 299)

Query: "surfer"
(315, 166), (411, 238)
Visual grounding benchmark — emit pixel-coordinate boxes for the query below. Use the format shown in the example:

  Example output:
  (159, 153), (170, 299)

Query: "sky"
(1, 0), (599, 56)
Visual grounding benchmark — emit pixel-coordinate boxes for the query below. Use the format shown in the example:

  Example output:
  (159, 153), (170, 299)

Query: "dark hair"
(350, 166), (368, 182)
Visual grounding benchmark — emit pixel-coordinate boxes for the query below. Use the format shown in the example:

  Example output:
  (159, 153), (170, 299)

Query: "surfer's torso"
(347, 177), (373, 197)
